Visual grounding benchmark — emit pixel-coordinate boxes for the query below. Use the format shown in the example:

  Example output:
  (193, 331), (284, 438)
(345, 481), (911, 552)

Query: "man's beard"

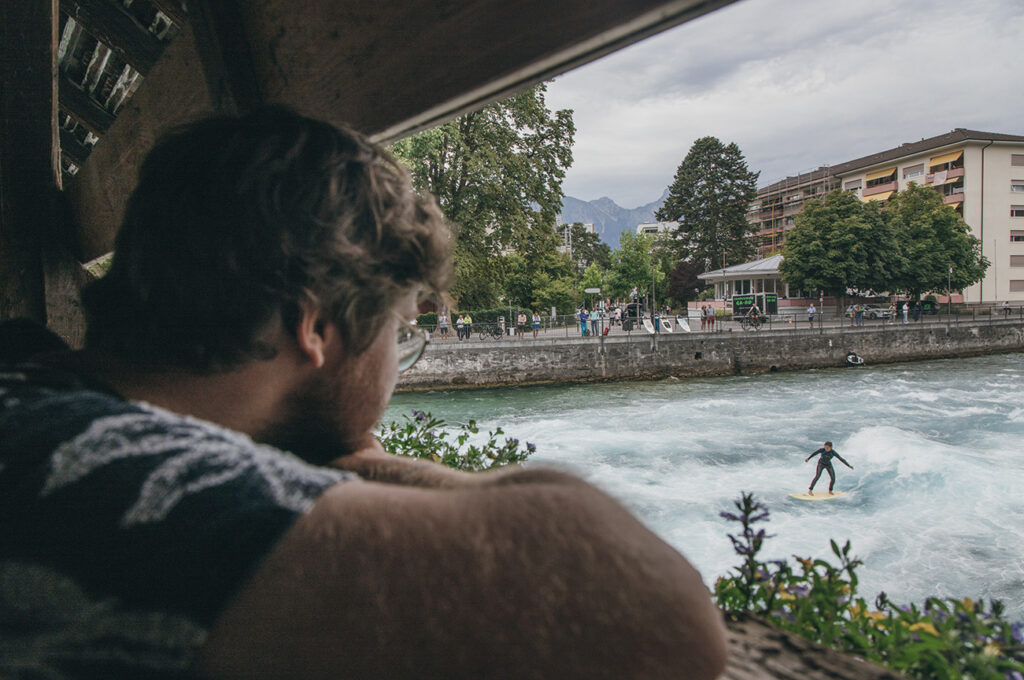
(255, 368), (353, 466)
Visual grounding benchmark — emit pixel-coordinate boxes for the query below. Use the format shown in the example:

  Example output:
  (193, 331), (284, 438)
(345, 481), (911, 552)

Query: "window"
(1013, 206), (1024, 218)
(1011, 280), (1024, 292)
(1011, 256), (1024, 268)
(903, 164), (924, 179)
(1013, 230), (1024, 242)
(1013, 154), (1024, 167)
(844, 179), (862, 190)
(1012, 181), (1024, 193)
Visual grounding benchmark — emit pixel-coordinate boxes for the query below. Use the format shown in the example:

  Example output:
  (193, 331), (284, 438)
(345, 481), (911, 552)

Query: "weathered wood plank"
(148, 0), (187, 28)
(59, 0), (163, 75)
(0, 0), (60, 322)
(59, 72), (116, 135)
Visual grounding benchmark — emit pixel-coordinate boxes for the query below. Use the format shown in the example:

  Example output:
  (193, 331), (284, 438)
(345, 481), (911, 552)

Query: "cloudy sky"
(544, 0), (1024, 209)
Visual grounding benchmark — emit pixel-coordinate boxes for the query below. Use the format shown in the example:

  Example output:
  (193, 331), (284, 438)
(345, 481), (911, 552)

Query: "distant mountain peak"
(559, 193), (667, 249)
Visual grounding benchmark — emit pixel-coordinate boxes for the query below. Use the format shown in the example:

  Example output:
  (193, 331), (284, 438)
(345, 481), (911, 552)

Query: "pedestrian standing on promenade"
(887, 302), (896, 324)
(699, 305), (706, 331)
(902, 302), (909, 324)
(532, 311), (541, 338)
(855, 304), (864, 326)
(464, 312), (473, 338)
(456, 314), (466, 340)
(579, 308), (589, 337)
(912, 301), (921, 322)
(1003, 300), (1010, 317)
(707, 305), (715, 331)
(807, 303), (816, 328)
(438, 312), (450, 341)
(517, 311), (527, 339)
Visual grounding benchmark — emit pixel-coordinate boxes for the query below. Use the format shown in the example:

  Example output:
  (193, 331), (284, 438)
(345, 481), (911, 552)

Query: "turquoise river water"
(386, 353), (1024, 619)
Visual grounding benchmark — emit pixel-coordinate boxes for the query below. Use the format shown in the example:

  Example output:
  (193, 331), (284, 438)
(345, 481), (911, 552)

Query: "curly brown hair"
(81, 106), (452, 372)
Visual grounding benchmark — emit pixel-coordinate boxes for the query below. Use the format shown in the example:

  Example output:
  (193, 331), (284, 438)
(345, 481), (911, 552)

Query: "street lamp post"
(947, 266), (952, 318)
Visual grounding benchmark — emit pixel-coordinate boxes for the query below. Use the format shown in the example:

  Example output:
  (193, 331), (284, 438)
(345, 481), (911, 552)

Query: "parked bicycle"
(477, 323), (504, 340)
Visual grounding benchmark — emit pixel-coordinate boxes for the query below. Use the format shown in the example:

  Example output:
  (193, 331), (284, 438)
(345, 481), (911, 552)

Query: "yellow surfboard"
(788, 491), (847, 501)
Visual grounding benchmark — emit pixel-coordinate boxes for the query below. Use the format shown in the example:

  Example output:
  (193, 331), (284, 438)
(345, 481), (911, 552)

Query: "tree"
(391, 84), (575, 308)
(779, 190), (902, 312)
(611, 231), (664, 304)
(885, 183), (988, 298)
(655, 136), (759, 269)
(666, 259), (705, 307)
(564, 222), (612, 273)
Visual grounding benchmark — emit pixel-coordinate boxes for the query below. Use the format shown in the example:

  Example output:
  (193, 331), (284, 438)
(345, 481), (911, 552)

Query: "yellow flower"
(983, 642), (1001, 657)
(777, 590), (796, 601)
(849, 602), (864, 617)
(908, 622), (939, 636)
(961, 597), (975, 611)
(430, 453), (441, 463)
(865, 611), (887, 622)
(796, 557), (813, 570)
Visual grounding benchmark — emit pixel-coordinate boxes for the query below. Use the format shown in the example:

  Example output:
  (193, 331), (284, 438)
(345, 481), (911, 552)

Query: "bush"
(716, 493), (1024, 680)
(378, 410), (535, 472)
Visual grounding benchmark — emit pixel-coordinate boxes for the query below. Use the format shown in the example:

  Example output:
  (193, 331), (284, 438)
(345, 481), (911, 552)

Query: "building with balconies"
(747, 168), (839, 258)
(832, 129), (1024, 304)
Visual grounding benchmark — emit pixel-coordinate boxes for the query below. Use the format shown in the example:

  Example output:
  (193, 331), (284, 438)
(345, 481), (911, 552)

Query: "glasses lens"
(397, 322), (427, 372)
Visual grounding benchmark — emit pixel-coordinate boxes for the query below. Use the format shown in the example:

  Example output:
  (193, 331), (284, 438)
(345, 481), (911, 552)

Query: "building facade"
(748, 129), (1024, 303)
(636, 220), (678, 236)
(833, 129), (1024, 304)
(747, 168), (838, 258)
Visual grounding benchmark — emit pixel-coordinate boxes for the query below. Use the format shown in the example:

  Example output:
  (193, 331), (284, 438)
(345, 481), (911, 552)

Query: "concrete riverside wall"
(397, 319), (1024, 390)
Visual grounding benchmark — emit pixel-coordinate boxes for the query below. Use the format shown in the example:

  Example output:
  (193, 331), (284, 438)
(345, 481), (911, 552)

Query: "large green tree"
(391, 84), (575, 309)
(886, 183), (988, 298)
(610, 231), (664, 304)
(655, 136), (759, 269)
(780, 190), (902, 311)
(564, 222), (612, 273)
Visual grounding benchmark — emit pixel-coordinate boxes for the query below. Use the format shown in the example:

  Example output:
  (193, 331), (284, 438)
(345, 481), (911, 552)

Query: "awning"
(863, 191), (894, 202)
(929, 150), (963, 167)
(946, 201), (963, 210)
(864, 167), (897, 181)
(939, 175), (961, 185)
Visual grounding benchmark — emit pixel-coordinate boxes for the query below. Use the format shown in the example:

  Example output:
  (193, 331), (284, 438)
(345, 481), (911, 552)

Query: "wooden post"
(0, 0), (60, 323)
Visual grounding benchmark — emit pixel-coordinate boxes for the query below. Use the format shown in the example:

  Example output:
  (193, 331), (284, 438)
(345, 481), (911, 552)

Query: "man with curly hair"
(0, 107), (725, 680)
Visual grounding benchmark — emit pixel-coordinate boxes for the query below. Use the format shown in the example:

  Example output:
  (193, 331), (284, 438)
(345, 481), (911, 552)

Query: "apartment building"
(747, 129), (1024, 303)
(636, 220), (678, 236)
(747, 167), (838, 258)
(833, 129), (1024, 303)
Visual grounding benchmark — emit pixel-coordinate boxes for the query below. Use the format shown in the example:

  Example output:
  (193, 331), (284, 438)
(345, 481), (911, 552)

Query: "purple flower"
(1006, 671), (1023, 680)
(506, 437), (519, 447)
(1011, 622), (1023, 644)
(411, 409), (426, 422)
(526, 442), (536, 453)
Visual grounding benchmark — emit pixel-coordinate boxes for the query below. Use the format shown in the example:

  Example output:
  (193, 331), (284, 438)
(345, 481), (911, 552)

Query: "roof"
(830, 128), (1024, 176)
(699, 254), (783, 280)
(758, 167), (833, 194)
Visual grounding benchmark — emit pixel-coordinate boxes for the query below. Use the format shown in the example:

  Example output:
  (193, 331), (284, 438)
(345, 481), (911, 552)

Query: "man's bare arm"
(194, 468), (727, 680)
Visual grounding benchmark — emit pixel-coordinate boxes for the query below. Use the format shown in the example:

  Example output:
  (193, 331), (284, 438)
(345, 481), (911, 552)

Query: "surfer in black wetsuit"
(805, 441), (853, 496)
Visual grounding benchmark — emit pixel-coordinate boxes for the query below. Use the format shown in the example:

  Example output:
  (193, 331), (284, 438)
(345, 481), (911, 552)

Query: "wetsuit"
(807, 447), (850, 492)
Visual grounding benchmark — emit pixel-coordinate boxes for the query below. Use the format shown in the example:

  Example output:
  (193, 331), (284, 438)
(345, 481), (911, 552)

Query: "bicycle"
(477, 323), (504, 340)
(739, 315), (764, 331)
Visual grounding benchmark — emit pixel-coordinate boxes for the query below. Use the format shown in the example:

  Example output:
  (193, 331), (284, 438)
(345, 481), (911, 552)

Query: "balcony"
(862, 181), (897, 197)
(943, 193), (964, 205)
(925, 166), (965, 183)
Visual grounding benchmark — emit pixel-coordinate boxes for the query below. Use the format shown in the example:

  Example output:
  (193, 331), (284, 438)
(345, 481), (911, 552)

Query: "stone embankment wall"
(398, 320), (1024, 390)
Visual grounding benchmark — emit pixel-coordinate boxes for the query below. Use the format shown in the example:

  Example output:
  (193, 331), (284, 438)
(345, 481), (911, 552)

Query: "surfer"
(805, 441), (853, 496)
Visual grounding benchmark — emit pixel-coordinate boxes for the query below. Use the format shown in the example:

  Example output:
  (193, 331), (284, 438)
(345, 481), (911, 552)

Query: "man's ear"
(295, 305), (329, 368)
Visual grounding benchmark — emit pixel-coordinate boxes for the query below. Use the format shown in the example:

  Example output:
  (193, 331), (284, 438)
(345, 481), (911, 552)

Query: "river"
(385, 352), (1024, 619)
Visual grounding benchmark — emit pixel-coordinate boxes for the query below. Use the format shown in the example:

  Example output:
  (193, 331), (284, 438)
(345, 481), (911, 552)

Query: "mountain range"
(558, 189), (669, 249)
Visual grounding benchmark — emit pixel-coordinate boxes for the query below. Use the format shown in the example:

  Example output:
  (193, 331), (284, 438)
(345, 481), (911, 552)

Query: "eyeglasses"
(396, 316), (429, 372)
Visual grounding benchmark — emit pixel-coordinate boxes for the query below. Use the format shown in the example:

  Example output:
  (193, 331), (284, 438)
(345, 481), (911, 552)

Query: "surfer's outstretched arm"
(835, 453), (854, 469)
(805, 448), (824, 463)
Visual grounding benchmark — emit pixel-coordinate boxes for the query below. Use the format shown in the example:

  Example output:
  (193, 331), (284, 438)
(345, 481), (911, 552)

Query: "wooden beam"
(59, 128), (92, 166)
(235, 0), (741, 143)
(148, 0), (188, 30)
(59, 0), (163, 75)
(0, 0), (60, 322)
(187, 0), (262, 114)
(59, 72), (116, 135)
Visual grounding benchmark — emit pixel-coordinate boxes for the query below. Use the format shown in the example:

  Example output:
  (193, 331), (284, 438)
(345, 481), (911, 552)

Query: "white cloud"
(546, 0), (1024, 208)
